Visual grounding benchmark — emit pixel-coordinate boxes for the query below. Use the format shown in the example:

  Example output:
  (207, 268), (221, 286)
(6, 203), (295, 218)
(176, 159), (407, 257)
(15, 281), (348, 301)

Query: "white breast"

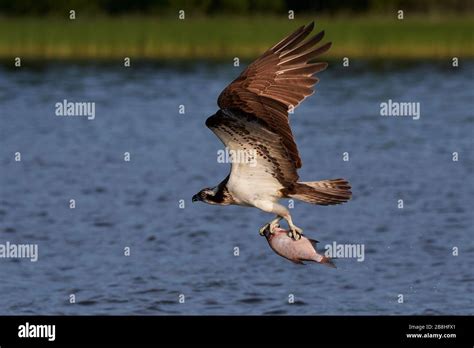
(227, 160), (283, 206)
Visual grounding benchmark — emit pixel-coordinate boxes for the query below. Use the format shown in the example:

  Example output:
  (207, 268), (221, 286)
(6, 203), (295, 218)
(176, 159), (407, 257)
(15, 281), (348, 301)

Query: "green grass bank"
(1, 15), (472, 60)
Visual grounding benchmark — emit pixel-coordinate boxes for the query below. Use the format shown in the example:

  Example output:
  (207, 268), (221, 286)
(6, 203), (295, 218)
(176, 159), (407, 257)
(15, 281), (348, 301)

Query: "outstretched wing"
(217, 21), (331, 169)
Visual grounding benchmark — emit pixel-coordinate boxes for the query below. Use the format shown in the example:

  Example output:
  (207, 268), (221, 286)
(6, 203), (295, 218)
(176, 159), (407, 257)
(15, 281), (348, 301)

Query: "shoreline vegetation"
(1, 15), (473, 60)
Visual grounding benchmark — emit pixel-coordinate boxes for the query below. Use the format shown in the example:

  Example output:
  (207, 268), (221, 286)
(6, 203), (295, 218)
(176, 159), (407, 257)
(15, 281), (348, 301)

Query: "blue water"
(0, 60), (473, 314)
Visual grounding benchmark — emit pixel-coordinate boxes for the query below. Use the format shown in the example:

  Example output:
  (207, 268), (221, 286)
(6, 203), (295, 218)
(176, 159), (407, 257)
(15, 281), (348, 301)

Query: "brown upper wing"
(217, 22), (331, 169)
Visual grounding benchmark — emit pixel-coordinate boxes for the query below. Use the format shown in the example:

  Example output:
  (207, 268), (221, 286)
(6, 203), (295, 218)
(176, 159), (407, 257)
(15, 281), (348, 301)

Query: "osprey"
(192, 22), (351, 240)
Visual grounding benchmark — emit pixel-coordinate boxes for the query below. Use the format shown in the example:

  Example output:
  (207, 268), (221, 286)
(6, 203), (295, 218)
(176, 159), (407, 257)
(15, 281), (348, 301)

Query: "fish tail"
(318, 255), (337, 268)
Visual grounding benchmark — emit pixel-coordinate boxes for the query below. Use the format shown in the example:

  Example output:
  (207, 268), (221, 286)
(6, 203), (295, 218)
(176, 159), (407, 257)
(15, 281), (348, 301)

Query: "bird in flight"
(192, 22), (351, 240)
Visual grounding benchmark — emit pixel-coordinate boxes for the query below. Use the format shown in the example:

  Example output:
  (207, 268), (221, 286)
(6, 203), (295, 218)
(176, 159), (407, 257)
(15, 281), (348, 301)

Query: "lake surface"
(0, 60), (473, 315)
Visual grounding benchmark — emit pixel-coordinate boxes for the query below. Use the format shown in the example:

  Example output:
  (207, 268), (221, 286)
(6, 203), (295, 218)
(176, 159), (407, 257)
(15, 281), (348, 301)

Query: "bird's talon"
(288, 227), (303, 240)
(269, 222), (280, 234)
(259, 223), (269, 236)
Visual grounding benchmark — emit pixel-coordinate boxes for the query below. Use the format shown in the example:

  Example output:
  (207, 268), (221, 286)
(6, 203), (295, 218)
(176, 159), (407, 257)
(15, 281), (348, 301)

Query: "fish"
(262, 224), (336, 267)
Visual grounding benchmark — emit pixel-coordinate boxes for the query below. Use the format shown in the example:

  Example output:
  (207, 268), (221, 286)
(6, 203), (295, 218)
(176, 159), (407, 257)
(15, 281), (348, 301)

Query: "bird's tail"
(285, 178), (351, 206)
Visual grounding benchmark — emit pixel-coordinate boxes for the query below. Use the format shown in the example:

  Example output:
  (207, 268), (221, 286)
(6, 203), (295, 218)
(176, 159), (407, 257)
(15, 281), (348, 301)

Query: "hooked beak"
(192, 194), (200, 202)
